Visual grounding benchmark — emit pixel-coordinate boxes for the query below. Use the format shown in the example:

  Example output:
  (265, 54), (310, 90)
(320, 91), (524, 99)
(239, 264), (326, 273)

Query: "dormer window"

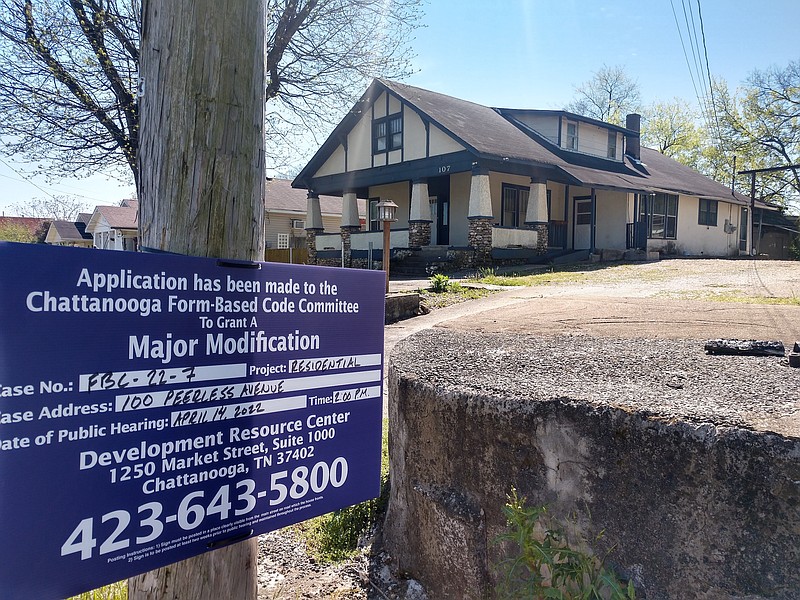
(607, 131), (617, 159)
(373, 114), (402, 153)
(565, 120), (578, 150)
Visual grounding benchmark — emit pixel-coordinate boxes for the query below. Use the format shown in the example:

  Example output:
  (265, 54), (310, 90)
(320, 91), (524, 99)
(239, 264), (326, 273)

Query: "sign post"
(0, 242), (385, 599)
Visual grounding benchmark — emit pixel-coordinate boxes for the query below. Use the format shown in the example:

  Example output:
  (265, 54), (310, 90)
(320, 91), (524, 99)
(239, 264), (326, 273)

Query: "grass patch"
(420, 282), (494, 310)
(297, 419), (390, 563)
(475, 267), (591, 287)
(669, 290), (800, 305)
(67, 582), (127, 600)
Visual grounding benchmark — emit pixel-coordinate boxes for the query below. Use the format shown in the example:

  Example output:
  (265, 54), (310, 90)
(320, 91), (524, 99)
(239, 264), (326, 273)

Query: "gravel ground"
(256, 258), (800, 598)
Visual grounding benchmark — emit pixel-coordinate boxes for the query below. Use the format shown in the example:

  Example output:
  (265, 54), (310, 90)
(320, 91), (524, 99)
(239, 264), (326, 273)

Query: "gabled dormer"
(495, 109), (634, 163)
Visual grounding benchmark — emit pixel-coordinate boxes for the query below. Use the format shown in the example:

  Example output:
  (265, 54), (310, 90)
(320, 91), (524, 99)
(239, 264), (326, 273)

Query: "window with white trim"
(607, 131), (617, 159)
(565, 120), (578, 150)
(643, 193), (678, 239)
(368, 198), (381, 231)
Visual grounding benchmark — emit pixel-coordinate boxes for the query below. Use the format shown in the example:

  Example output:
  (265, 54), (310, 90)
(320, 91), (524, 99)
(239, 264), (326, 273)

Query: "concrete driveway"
(387, 258), (800, 353)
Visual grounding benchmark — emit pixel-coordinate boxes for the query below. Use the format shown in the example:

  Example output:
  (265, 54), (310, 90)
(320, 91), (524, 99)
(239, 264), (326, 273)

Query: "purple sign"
(0, 242), (385, 599)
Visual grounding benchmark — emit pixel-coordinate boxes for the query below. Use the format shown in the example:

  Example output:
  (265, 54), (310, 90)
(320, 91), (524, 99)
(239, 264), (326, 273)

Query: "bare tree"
(265, 0), (421, 171)
(11, 194), (91, 220)
(0, 0), (140, 184)
(0, 0), (422, 182)
(565, 64), (641, 125)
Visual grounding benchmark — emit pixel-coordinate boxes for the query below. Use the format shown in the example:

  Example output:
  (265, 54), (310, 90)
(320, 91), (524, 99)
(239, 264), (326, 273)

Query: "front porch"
(302, 166), (646, 272)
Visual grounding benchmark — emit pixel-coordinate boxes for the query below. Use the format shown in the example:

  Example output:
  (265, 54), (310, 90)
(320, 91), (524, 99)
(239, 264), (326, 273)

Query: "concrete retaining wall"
(385, 330), (800, 599)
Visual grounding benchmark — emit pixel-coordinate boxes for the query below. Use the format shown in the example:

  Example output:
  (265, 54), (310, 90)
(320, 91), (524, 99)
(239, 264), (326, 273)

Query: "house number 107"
(438, 165), (451, 173)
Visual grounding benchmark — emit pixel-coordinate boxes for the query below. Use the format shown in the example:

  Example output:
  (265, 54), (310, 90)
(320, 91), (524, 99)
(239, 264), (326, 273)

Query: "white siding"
(388, 94), (402, 115)
(516, 114), (560, 144)
(563, 120), (611, 158)
(373, 91), (388, 118)
(309, 89), (465, 181)
(645, 196), (742, 257)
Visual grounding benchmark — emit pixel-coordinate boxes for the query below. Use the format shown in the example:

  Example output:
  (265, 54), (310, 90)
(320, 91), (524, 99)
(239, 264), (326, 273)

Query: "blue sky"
(2, 0), (798, 216)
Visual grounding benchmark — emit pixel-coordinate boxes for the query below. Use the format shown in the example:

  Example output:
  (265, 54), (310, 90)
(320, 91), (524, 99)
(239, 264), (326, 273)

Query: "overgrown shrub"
(429, 273), (451, 292)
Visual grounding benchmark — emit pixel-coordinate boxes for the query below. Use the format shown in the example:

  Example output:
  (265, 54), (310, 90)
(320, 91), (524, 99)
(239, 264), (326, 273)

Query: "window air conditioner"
(291, 219), (305, 229)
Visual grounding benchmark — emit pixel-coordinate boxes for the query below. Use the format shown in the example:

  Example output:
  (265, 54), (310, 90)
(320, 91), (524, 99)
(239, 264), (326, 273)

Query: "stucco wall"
(595, 190), (628, 250)
(649, 196), (742, 257)
(385, 329), (800, 600)
(448, 172), (471, 246)
(369, 182), (411, 229)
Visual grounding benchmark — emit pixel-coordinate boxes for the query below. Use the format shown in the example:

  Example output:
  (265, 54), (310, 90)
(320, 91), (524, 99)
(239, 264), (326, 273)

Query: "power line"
(696, 0), (724, 144)
(669, 0), (705, 118)
(0, 157), (128, 203)
(0, 157), (62, 202)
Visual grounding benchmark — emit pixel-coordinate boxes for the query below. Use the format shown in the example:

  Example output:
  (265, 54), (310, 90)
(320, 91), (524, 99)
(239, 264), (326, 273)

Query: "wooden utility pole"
(131, 0), (265, 597)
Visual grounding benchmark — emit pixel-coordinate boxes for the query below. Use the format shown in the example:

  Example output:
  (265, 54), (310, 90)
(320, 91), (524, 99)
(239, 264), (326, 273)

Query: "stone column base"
(527, 222), (549, 255)
(408, 220), (432, 248)
(340, 225), (361, 268)
(306, 229), (322, 264)
(468, 217), (493, 266)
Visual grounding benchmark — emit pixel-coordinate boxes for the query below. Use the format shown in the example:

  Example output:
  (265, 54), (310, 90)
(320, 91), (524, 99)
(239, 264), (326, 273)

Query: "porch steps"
(392, 246), (452, 275)
(549, 249), (590, 264)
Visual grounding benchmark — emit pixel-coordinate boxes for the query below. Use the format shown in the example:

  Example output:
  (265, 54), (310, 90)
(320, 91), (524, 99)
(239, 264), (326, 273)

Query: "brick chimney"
(625, 113), (641, 161)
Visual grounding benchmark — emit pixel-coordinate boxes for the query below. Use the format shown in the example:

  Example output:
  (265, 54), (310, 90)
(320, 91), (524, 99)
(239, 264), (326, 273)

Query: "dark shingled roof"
(50, 219), (92, 242)
(379, 79), (564, 166)
(297, 79), (759, 208)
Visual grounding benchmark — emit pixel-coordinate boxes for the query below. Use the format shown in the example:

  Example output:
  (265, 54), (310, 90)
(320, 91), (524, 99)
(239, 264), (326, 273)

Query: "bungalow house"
(265, 178), (365, 250)
(44, 213), (94, 247)
(85, 199), (139, 251)
(293, 79), (771, 269)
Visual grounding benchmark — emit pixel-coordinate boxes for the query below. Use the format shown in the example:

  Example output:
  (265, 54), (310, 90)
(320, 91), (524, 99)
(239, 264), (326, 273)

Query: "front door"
(573, 197), (592, 250)
(436, 197), (450, 246)
(428, 175), (450, 246)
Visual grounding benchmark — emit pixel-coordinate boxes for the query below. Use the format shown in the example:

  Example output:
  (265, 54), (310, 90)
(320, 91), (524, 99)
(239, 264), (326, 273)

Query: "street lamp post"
(376, 199), (398, 294)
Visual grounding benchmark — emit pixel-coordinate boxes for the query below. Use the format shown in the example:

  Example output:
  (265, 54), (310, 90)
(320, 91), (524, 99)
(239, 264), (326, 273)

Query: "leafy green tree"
(565, 65), (641, 126)
(0, 221), (37, 242)
(641, 98), (704, 169)
(712, 63), (800, 207)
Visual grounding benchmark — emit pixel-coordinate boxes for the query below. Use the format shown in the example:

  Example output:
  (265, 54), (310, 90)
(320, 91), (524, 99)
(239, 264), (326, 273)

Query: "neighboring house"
(294, 79), (774, 268)
(44, 213), (94, 247)
(751, 207), (799, 260)
(265, 178), (365, 249)
(85, 199), (139, 251)
(0, 216), (50, 243)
